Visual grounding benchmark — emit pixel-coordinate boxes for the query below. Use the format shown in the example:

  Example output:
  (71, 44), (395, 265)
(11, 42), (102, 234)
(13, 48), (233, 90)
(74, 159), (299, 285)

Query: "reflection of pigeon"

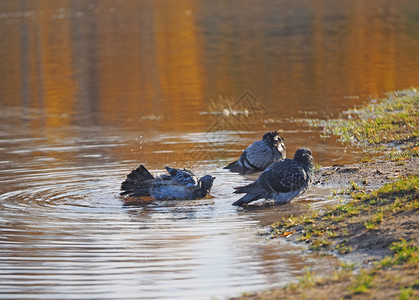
(121, 165), (215, 200)
(224, 131), (286, 173)
(233, 148), (314, 206)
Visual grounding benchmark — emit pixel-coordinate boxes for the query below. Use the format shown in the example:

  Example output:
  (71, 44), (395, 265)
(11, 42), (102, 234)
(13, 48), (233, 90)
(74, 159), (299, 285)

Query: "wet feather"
(121, 165), (215, 200)
(233, 148), (314, 206)
(225, 131), (286, 173)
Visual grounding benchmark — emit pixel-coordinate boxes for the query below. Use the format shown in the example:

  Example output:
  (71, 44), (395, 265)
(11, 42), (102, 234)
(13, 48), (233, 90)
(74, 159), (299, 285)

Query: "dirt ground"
(232, 156), (418, 300)
(313, 157), (419, 259)
(234, 262), (418, 300)
(233, 90), (418, 299)
(314, 157), (418, 193)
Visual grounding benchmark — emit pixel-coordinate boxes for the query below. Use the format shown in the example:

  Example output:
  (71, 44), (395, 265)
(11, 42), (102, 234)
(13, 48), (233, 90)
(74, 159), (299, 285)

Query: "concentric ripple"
(0, 127), (339, 299)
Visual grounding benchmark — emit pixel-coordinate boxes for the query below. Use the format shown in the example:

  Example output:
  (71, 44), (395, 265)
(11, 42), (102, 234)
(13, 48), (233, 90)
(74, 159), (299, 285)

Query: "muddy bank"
(314, 156), (418, 192)
(269, 159), (419, 260)
(312, 157), (418, 258)
(233, 159), (418, 300)
(232, 89), (418, 299)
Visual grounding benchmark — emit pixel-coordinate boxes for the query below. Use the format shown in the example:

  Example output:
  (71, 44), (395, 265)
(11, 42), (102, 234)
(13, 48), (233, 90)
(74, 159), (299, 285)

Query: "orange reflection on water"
(153, 0), (204, 128)
(0, 0), (418, 135)
(37, 3), (76, 128)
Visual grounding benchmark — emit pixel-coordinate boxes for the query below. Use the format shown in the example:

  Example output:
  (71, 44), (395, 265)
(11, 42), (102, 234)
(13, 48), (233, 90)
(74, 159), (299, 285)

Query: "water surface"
(1, 0), (418, 299)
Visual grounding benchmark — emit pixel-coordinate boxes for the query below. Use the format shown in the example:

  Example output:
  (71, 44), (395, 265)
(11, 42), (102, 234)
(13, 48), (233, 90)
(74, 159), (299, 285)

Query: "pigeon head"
(263, 131), (286, 155)
(293, 148), (313, 167)
(200, 175), (216, 191)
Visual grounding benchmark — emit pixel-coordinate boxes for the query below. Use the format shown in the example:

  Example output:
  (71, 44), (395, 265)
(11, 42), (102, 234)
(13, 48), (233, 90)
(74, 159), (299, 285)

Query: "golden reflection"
(1, 2), (419, 296)
(37, 2), (76, 128)
(95, 1), (158, 120)
(0, 0), (417, 126)
(152, 0), (204, 129)
(0, 1), (23, 106)
(0, 0), (417, 148)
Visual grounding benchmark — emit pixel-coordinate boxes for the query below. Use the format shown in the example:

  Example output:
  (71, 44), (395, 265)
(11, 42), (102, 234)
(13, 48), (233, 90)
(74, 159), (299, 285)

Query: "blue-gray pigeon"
(233, 148), (314, 206)
(121, 165), (215, 200)
(224, 131), (286, 173)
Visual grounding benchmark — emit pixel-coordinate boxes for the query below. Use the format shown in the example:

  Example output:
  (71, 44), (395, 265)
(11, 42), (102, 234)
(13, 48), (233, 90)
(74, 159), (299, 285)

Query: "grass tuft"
(298, 269), (318, 288)
(380, 239), (419, 268)
(299, 88), (418, 159)
(399, 287), (414, 300)
(348, 270), (373, 294)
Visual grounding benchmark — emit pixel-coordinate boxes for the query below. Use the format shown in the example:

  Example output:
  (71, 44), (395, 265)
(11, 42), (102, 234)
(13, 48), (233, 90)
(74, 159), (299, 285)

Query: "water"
(1, 0), (418, 299)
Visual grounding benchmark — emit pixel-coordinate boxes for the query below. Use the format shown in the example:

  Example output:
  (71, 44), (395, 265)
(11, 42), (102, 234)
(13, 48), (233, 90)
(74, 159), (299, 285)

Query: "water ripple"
(0, 128), (338, 299)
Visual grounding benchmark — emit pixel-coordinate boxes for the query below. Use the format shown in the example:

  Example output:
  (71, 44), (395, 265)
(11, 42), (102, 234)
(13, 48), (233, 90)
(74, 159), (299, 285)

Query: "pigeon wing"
(164, 166), (199, 187)
(164, 166), (179, 177)
(258, 160), (308, 193)
(150, 181), (194, 200)
(240, 141), (273, 170)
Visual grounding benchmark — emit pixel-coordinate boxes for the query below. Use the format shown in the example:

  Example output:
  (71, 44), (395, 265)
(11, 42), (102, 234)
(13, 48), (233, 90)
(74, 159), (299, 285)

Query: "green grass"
(380, 239), (419, 268)
(244, 182), (418, 299)
(399, 287), (414, 300)
(297, 269), (317, 288)
(364, 210), (383, 230)
(329, 90), (418, 144)
(323, 198), (364, 221)
(309, 238), (332, 250)
(372, 176), (418, 195)
(348, 270), (373, 294)
(388, 146), (419, 161)
(269, 176), (418, 255)
(352, 176), (418, 208)
(336, 240), (353, 254)
(241, 90), (418, 300)
(300, 88), (418, 158)
(270, 239), (418, 299)
(269, 210), (319, 237)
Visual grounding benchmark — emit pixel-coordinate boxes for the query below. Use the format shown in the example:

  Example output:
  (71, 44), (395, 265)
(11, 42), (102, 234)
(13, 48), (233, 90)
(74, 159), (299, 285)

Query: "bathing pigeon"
(233, 148), (314, 206)
(120, 165), (215, 200)
(224, 131), (286, 173)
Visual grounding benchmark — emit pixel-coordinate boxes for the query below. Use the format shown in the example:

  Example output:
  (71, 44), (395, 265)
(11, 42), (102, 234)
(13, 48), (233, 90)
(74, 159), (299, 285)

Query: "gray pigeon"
(120, 165), (215, 200)
(224, 131), (286, 173)
(233, 148), (314, 206)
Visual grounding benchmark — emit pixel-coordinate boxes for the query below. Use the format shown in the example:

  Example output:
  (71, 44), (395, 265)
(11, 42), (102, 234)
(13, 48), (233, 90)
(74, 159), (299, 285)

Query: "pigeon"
(233, 148), (314, 206)
(120, 165), (215, 200)
(224, 131), (286, 173)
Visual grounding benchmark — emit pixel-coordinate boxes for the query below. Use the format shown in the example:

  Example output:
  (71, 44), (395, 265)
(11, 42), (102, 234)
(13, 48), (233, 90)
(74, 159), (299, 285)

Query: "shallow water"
(1, 117), (339, 299)
(1, 0), (419, 299)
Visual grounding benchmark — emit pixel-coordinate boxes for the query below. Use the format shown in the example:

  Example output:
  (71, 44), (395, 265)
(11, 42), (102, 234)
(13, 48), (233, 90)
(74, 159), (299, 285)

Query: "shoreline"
(232, 89), (418, 299)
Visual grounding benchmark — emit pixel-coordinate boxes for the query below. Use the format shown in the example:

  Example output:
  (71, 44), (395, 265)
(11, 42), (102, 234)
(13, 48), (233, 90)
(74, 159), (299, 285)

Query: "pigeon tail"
(224, 160), (239, 170)
(233, 192), (266, 206)
(234, 182), (266, 194)
(120, 165), (155, 196)
(233, 182), (268, 206)
(223, 160), (252, 174)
